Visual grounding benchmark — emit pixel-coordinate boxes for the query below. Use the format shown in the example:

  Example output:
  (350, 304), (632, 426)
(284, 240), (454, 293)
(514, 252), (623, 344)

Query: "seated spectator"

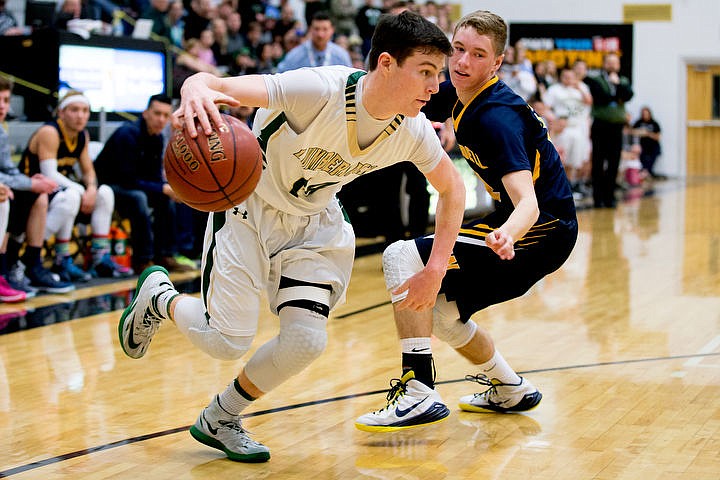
(0, 78), (61, 300)
(354, 0), (383, 56)
(0, 182), (17, 302)
(0, 0), (29, 35)
(173, 38), (223, 94)
(277, 11), (351, 72)
(2, 112), (73, 295)
(197, 28), (218, 66)
(237, 0), (264, 32)
(243, 20), (264, 58)
(272, 3), (300, 42)
(53, 0), (95, 29)
(225, 12), (245, 56)
(94, 94), (194, 273)
(632, 106), (663, 179)
(227, 20), (263, 75)
(255, 42), (278, 74)
(302, 0), (328, 28)
(183, 0), (214, 40)
(166, 0), (185, 48)
(140, 0), (170, 39)
(328, 0), (356, 37)
(209, 18), (233, 70)
(216, 0), (234, 21)
(19, 90), (132, 283)
(280, 27), (301, 56)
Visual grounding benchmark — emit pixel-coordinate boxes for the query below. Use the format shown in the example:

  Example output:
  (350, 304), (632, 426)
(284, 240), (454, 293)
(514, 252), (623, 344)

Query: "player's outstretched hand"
(173, 73), (240, 138)
(486, 229), (515, 260)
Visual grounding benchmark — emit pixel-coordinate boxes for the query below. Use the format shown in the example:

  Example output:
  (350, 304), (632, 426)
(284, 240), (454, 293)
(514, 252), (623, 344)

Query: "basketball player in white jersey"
(119, 11), (466, 463)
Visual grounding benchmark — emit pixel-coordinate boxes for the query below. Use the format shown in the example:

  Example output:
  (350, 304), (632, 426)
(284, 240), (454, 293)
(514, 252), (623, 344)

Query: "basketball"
(164, 113), (263, 212)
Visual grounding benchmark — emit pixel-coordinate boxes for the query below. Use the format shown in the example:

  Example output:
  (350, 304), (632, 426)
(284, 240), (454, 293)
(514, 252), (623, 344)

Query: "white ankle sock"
(155, 288), (178, 319)
(477, 350), (521, 385)
(215, 380), (253, 417)
(400, 337), (432, 354)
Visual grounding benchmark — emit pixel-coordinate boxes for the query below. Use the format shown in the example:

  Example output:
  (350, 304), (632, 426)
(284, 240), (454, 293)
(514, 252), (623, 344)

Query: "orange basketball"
(164, 114), (263, 212)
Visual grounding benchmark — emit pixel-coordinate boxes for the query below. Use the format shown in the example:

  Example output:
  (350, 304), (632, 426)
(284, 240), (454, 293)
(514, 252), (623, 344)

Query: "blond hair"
(453, 10), (507, 57)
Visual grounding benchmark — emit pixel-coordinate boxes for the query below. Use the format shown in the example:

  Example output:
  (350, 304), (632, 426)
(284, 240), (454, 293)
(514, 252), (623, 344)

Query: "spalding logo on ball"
(164, 113), (263, 212)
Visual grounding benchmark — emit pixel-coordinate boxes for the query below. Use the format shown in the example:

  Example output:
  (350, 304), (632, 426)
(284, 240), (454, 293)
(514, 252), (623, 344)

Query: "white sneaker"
(458, 374), (542, 413)
(190, 396), (270, 463)
(355, 371), (450, 432)
(118, 266), (175, 359)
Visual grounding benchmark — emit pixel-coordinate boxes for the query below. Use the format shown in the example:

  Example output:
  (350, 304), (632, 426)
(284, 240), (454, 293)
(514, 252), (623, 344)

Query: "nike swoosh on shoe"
(125, 315), (142, 351)
(203, 414), (219, 435)
(395, 395), (429, 417)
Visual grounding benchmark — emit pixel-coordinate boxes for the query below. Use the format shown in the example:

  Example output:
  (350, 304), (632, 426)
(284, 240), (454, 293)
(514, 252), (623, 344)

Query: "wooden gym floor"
(0, 178), (718, 479)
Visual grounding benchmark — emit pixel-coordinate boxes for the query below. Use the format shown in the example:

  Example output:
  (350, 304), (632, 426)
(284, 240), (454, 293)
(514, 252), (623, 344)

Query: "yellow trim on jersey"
(452, 76), (499, 132)
(530, 219), (560, 229)
(460, 218), (560, 245)
(345, 81), (404, 157)
(459, 224), (492, 238)
(532, 149), (540, 183)
(57, 119), (79, 152)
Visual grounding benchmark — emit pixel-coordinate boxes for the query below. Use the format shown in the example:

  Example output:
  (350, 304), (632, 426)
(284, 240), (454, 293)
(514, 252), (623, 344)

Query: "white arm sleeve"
(39, 158), (85, 194)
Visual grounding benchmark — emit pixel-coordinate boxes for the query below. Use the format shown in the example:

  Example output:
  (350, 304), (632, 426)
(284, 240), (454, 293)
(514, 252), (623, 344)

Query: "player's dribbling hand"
(486, 229), (515, 260)
(173, 73), (240, 138)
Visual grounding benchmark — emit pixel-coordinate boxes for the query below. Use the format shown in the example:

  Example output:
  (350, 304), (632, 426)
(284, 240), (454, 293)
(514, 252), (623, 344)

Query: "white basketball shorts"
(199, 193), (355, 336)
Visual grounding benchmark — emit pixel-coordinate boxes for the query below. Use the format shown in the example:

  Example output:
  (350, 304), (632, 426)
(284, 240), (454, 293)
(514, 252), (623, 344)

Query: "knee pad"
(382, 239), (425, 303)
(275, 313), (328, 372)
(90, 185), (115, 235)
(432, 295), (477, 349)
(0, 199), (9, 237)
(51, 188), (82, 218)
(46, 189), (82, 238)
(244, 306), (328, 393)
(186, 326), (254, 361)
(95, 185), (115, 215)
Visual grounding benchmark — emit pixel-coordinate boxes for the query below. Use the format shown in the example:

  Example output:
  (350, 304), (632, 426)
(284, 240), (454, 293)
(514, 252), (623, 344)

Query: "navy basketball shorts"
(415, 211), (578, 322)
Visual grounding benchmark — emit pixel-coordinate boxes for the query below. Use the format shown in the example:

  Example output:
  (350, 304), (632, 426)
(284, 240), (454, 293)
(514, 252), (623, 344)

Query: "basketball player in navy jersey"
(19, 91), (131, 284)
(356, 10), (578, 431)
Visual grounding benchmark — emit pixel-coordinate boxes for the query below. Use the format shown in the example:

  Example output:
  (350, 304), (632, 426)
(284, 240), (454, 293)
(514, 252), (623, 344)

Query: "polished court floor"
(0, 178), (719, 479)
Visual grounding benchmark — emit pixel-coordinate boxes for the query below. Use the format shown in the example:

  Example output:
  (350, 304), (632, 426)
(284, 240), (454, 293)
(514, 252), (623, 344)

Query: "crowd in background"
(0, 0), (664, 301)
(0, 0), (663, 200)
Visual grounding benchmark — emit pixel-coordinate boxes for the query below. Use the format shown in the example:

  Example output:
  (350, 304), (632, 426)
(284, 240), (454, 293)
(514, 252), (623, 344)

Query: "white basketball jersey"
(252, 67), (442, 216)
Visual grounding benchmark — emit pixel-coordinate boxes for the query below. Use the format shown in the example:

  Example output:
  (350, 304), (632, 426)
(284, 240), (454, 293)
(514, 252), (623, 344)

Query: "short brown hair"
(0, 77), (13, 93)
(367, 10), (452, 71)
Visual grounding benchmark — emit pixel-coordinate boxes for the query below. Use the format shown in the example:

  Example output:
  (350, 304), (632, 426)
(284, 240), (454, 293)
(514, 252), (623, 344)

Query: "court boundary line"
(2, 350), (718, 477)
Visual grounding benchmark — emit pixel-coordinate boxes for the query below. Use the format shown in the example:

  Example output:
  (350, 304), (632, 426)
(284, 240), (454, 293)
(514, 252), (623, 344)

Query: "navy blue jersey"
(420, 77), (578, 321)
(424, 77), (575, 223)
(19, 120), (86, 182)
